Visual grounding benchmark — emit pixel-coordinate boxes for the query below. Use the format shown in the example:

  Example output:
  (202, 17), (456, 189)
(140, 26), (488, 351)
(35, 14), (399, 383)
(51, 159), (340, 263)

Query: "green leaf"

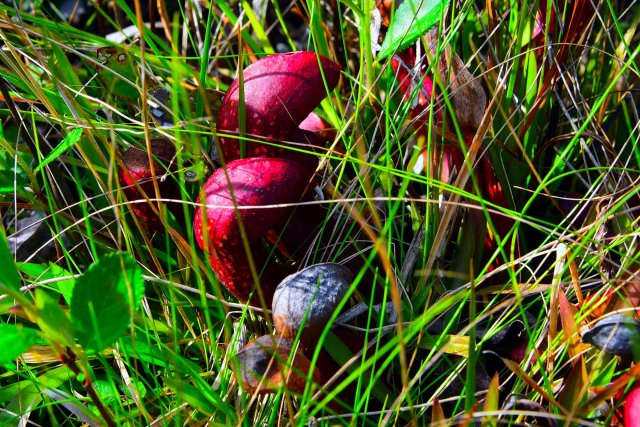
(591, 356), (617, 387)
(92, 380), (121, 407)
(0, 324), (39, 364)
(18, 262), (76, 303)
(0, 228), (21, 292)
(163, 376), (217, 416)
(177, 353), (235, 419)
(123, 377), (147, 400)
(378, 0), (450, 60)
(96, 47), (141, 100)
(70, 253), (144, 352)
(0, 170), (28, 195)
(33, 128), (83, 174)
(35, 290), (75, 348)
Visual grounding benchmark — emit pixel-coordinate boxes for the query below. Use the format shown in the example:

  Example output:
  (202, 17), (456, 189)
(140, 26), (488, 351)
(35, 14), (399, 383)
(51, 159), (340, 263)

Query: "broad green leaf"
(92, 380), (121, 407)
(0, 324), (39, 364)
(123, 377), (147, 400)
(0, 228), (21, 292)
(35, 290), (75, 348)
(18, 262), (76, 303)
(70, 253), (144, 352)
(591, 356), (618, 387)
(33, 128), (83, 174)
(378, 0), (450, 60)
(96, 47), (141, 100)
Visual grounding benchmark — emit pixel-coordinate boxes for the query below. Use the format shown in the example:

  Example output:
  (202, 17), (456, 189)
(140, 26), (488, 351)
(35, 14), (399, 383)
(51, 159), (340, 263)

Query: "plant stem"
(62, 348), (117, 427)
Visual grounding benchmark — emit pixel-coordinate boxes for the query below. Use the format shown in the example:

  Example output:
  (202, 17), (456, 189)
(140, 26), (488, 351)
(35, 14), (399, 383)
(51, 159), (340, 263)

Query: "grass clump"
(0, 0), (638, 425)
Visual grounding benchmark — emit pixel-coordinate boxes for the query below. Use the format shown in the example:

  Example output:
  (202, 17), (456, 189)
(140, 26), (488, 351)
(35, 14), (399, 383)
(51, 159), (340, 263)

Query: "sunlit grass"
(0, 0), (638, 425)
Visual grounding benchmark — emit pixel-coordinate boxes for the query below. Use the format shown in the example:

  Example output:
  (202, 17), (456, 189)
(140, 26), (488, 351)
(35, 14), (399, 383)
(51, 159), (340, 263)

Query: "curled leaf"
(436, 47), (487, 136)
(393, 29), (487, 138)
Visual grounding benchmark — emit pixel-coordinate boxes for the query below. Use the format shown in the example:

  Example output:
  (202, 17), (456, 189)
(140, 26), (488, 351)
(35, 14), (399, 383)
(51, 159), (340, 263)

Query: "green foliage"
(70, 253), (144, 352)
(0, 324), (39, 364)
(33, 128), (83, 174)
(35, 289), (75, 348)
(18, 262), (76, 303)
(0, 366), (74, 423)
(0, 147), (29, 195)
(96, 47), (144, 100)
(0, 229), (21, 292)
(379, 0), (451, 59)
(0, 0), (637, 425)
(92, 380), (122, 407)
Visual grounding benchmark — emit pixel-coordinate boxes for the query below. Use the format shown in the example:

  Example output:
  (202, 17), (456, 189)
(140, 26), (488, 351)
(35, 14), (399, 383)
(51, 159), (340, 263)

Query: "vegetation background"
(0, 0), (638, 425)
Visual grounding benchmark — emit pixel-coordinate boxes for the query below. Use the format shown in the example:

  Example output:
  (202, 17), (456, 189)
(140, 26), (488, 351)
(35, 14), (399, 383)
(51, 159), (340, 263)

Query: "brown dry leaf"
(600, 272), (640, 317)
(425, 29), (487, 137)
(21, 344), (60, 364)
(500, 356), (568, 415)
(558, 288), (589, 360)
(567, 249), (584, 306)
(7, 304), (34, 322)
(432, 396), (445, 424)
(438, 49), (487, 136)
